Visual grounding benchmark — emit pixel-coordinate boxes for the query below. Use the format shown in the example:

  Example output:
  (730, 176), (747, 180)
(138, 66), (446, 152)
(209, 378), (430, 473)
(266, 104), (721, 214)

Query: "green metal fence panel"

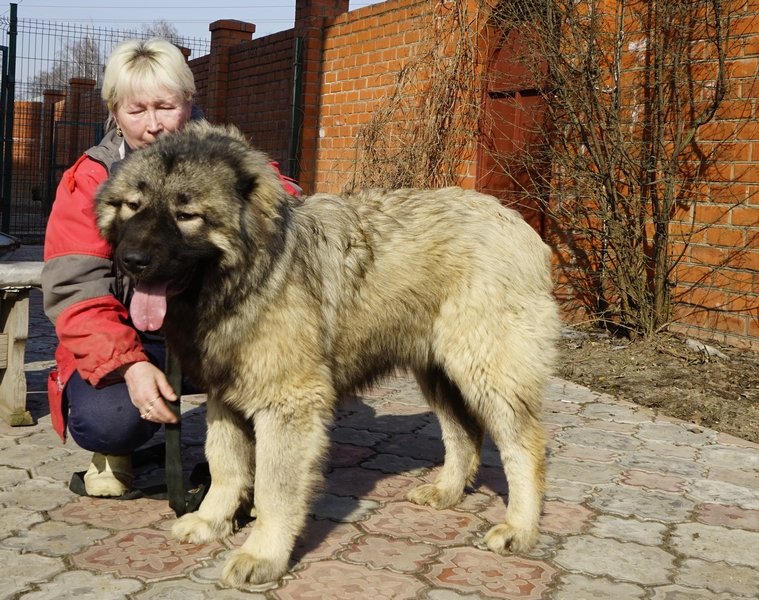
(0, 6), (210, 242)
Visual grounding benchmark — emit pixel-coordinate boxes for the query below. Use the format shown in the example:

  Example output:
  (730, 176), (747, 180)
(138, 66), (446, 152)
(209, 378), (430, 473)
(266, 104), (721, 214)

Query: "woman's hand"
(116, 361), (179, 424)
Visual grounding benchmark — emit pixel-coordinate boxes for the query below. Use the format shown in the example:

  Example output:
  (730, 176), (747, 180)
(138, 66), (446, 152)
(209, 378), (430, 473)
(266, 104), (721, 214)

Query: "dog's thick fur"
(96, 121), (559, 587)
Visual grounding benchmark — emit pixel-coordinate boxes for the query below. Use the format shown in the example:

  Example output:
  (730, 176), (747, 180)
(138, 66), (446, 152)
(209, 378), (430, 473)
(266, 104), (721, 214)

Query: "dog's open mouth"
(130, 272), (193, 332)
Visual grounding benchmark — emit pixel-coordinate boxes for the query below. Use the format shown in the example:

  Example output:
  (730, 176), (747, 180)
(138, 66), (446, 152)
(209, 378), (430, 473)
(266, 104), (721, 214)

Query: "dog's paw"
(171, 513), (232, 544)
(407, 483), (462, 510)
(483, 522), (538, 555)
(221, 550), (287, 587)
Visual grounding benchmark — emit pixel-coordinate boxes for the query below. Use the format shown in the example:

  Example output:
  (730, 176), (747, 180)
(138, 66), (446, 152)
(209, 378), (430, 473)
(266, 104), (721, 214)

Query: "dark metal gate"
(0, 3), (211, 242)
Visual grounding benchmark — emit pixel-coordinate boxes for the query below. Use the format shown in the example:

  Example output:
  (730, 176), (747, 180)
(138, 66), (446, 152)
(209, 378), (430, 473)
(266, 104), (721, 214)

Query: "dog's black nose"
(121, 249), (152, 273)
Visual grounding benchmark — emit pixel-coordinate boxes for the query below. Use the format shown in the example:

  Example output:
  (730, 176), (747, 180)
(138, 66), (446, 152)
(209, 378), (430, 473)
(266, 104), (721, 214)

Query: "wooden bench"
(0, 262), (44, 426)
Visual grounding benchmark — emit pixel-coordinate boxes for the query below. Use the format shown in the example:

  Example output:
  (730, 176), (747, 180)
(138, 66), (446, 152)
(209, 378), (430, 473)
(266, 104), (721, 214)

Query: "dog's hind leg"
(407, 366), (484, 509)
(451, 357), (548, 554)
(172, 398), (255, 544)
(222, 402), (331, 587)
(479, 394), (547, 555)
(434, 304), (552, 554)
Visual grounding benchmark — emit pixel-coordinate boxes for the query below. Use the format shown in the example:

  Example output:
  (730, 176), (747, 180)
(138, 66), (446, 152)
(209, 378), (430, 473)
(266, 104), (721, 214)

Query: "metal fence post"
(1, 3), (16, 234)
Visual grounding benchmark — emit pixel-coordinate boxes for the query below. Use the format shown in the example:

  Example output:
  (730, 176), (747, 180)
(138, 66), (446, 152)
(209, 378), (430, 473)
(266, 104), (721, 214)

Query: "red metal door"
(477, 28), (549, 236)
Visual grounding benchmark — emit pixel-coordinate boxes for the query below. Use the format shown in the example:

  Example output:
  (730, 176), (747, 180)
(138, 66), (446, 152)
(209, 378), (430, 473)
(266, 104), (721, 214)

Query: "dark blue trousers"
(66, 340), (164, 454)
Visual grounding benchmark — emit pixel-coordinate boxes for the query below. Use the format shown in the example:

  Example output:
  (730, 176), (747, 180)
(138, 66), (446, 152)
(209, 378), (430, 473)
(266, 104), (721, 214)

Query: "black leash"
(164, 345), (187, 517)
(69, 346), (208, 514)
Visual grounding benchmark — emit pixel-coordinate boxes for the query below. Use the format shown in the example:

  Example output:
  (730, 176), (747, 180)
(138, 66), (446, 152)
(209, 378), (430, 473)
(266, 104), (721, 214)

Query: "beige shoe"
(84, 452), (134, 497)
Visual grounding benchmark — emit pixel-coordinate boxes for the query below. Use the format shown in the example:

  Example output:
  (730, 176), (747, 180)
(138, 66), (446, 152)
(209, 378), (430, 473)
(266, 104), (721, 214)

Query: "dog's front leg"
(222, 403), (331, 587)
(172, 398), (254, 544)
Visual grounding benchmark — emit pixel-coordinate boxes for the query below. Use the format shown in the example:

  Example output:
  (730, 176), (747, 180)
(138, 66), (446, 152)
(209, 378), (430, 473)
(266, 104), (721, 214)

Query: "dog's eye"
(125, 201), (140, 211)
(176, 213), (201, 222)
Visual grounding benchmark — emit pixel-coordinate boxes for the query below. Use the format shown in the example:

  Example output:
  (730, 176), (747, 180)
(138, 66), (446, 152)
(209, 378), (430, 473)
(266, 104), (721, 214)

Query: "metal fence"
(0, 8), (211, 242)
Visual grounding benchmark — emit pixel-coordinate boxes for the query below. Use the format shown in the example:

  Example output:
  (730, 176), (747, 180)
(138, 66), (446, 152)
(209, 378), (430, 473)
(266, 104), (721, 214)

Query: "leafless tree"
(141, 19), (186, 46)
(26, 36), (101, 98)
(353, 0), (482, 190)
(483, 0), (734, 337)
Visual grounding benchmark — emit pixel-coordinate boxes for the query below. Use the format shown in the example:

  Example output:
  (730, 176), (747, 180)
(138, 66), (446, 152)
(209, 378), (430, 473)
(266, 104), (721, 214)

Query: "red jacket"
(42, 129), (300, 441)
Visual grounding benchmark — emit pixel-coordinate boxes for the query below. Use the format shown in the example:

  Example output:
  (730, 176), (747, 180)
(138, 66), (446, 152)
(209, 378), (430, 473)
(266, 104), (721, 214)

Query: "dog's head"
(96, 121), (290, 331)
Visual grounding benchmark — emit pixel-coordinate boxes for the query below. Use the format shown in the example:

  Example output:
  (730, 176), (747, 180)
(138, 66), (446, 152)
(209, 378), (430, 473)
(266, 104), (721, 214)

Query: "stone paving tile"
(636, 421), (718, 445)
(670, 522), (759, 567)
(1, 520), (110, 555)
(648, 585), (740, 600)
(341, 534), (438, 572)
(687, 478), (759, 509)
(616, 452), (706, 478)
(590, 485), (697, 521)
(0, 477), (75, 511)
(424, 548), (555, 599)
(325, 442), (376, 469)
(49, 496), (174, 530)
(554, 536), (675, 585)
(581, 401), (655, 424)
(0, 547), (65, 600)
(0, 443), (69, 469)
(639, 440), (699, 460)
(326, 466), (418, 501)
(71, 529), (225, 581)
(589, 514), (668, 546)
(544, 479), (595, 503)
(17, 570), (143, 600)
(708, 465), (759, 489)
(537, 501), (595, 536)
(330, 427), (388, 447)
(696, 502), (759, 530)
(0, 506), (45, 539)
(134, 579), (265, 600)
(310, 493), (380, 523)
(553, 573), (646, 599)
(553, 444), (619, 463)
(620, 469), (689, 493)
(675, 558), (759, 597)
(362, 502), (482, 545)
(547, 456), (625, 485)
(288, 519), (362, 563)
(4, 271), (759, 599)
(0, 464), (29, 487)
(425, 590), (487, 600)
(274, 561), (427, 599)
(361, 453), (432, 475)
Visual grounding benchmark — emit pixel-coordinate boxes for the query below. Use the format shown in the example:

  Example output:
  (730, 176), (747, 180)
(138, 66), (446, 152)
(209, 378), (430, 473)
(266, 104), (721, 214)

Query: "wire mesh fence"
(0, 15), (210, 242)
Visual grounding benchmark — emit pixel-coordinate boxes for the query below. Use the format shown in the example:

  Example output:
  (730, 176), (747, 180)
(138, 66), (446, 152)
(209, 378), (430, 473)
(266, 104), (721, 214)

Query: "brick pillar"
(294, 0), (350, 194)
(206, 20), (256, 124)
(42, 89), (65, 208)
(65, 78), (96, 167)
(177, 45), (192, 63)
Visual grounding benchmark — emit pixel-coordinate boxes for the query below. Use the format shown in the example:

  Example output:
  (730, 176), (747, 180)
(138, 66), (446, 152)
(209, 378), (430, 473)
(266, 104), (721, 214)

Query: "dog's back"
(289, 187), (558, 397)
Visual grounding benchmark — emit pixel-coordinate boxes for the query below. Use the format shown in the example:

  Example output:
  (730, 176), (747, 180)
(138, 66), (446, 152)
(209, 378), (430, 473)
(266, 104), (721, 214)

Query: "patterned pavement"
(1, 246), (759, 599)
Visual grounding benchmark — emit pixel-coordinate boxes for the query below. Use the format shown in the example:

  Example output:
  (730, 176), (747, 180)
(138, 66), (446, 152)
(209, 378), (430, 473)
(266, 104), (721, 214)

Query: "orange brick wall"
(190, 22), (298, 170)
(225, 31), (298, 166)
(653, 3), (759, 350)
(187, 0), (759, 350)
(310, 0), (436, 192)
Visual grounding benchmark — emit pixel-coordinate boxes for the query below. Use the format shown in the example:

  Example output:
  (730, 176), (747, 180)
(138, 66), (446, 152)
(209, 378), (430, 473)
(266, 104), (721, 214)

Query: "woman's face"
(113, 88), (191, 150)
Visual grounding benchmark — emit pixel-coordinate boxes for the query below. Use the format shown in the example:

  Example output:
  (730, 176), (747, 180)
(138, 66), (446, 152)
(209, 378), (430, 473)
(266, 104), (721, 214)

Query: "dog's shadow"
(292, 398), (509, 561)
(134, 398), (508, 560)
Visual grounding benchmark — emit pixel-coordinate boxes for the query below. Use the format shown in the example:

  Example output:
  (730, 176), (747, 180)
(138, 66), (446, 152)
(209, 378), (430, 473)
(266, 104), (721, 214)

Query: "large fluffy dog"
(96, 121), (559, 587)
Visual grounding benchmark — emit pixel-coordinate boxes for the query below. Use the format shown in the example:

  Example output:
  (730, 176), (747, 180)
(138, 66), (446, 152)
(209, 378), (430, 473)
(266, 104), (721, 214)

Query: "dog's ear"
(227, 148), (291, 261)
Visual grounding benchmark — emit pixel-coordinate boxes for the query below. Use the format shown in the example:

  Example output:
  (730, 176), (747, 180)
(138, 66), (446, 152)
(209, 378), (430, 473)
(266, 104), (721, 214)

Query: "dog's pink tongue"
(130, 280), (169, 332)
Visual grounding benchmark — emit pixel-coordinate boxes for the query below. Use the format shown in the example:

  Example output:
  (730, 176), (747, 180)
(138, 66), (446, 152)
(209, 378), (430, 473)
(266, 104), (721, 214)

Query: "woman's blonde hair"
(102, 37), (195, 114)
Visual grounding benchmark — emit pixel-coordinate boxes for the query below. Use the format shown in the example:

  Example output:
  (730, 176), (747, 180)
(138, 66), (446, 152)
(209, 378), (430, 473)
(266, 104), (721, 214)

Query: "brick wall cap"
(210, 19), (256, 34)
(68, 78), (96, 87)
